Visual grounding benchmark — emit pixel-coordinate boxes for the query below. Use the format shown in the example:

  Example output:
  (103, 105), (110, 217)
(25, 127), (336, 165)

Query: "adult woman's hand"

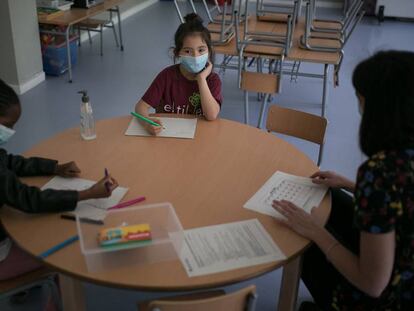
(272, 200), (323, 241)
(311, 171), (355, 192)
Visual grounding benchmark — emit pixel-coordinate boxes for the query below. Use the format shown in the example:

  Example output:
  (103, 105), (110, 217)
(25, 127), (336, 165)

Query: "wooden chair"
(138, 285), (257, 311)
(0, 267), (62, 310)
(266, 105), (327, 166)
(299, 0), (365, 86)
(256, 0), (302, 24)
(173, 0), (244, 46)
(241, 68), (282, 127)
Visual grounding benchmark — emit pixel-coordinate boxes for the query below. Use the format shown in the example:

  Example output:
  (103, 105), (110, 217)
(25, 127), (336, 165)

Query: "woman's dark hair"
(173, 13), (214, 63)
(352, 50), (414, 156)
(0, 79), (20, 116)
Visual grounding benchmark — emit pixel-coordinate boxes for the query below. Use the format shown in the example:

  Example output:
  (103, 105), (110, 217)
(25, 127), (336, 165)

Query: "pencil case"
(98, 223), (152, 247)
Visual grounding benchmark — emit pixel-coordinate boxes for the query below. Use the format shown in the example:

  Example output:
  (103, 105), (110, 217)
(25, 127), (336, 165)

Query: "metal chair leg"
(100, 24), (103, 56)
(87, 29), (92, 44)
(115, 6), (124, 51)
(77, 26), (81, 46)
(317, 142), (325, 167)
(244, 90), (249, 124)
(257, 94), (269, 128)
(111, 21), (119, 47)
(109, 10), (119, 47)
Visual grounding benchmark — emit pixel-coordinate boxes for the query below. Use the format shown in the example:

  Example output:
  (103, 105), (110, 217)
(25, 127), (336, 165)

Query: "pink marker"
(108, 196), (146, 210)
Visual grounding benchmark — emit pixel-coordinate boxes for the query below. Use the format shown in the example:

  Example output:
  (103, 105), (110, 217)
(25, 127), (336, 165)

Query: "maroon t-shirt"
(141, 65), (222, 117)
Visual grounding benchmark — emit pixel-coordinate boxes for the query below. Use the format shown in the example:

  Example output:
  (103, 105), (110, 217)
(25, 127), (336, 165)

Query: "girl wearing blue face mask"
(134, 13), (222, 135)
(0, 79), (119, 286)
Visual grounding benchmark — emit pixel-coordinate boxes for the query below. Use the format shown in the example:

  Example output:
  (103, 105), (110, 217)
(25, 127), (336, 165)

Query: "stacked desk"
(213, 17), (342, 117)
(38, 0), (124, 82)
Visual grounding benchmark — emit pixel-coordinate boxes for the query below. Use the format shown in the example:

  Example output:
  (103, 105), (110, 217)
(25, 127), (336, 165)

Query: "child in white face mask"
(0, 79), (119, 284)
(134, 13), (222, 135)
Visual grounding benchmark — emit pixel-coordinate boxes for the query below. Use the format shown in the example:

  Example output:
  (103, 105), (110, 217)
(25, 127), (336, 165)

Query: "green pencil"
(130, 112), (164, 128)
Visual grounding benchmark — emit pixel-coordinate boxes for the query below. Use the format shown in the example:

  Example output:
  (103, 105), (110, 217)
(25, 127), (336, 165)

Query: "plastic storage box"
(42, 36), (78, 76)
(76, 203), (184, 272)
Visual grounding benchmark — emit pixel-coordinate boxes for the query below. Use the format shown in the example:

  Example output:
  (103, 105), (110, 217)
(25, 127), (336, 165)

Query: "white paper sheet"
(0, 238), (12, 262)
(244, 171), (328, 218)
(42, 176), (128, 221)
(179, 219), (286, 277)
(125, 117), (197, 139)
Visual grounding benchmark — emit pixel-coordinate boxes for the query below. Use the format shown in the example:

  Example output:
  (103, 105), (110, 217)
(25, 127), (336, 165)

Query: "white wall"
(0, 0), (45, 94)
(0, 0), (151, 94)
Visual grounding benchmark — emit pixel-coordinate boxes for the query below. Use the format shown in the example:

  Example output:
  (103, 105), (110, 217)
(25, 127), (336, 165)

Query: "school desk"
(213, 17), (342, 117)
(38, 0), (124, 83)
(0, 116), (331, 311)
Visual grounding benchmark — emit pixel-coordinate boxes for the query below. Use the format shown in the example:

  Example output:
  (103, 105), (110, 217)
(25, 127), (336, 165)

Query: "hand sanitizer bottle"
(78, 90), (96, 140)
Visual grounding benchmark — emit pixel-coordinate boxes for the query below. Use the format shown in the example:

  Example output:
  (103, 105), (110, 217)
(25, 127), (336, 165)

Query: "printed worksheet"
(244, 171), (328, 218)
(179, 219), (286, 277)
(125, 117), (197, 139)
(42, 177), (128, 221)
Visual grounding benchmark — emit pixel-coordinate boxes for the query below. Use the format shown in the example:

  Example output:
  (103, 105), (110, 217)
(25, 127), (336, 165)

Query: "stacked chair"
(299, 0), (365, 85)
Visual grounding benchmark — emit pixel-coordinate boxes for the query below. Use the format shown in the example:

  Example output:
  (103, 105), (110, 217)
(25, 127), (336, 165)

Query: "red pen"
(108, 196), (146, 210)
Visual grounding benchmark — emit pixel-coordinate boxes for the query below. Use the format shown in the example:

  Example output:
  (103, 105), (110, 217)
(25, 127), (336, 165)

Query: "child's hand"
(197, 61), (212, 82)
(55, 161), (81, 177)
(143, 118), (163, 136)
(81, 175), (119, 200)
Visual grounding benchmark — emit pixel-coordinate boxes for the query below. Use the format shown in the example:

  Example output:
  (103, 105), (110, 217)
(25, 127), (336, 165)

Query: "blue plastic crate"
(42, 37), (78, 76)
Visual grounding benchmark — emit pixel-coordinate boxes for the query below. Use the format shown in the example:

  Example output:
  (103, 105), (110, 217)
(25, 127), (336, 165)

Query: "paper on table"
(244, 171), (328, 218)
(125, 117), (197, 139)
(42, 176), (128, 221)
(179, 219), (286, 277)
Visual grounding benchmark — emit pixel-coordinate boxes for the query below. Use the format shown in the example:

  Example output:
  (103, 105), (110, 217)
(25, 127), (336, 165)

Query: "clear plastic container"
(76, 203), (184, 272)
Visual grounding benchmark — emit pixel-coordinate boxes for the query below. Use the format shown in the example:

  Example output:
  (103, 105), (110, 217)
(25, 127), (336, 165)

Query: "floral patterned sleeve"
(354, 153), (401, 234)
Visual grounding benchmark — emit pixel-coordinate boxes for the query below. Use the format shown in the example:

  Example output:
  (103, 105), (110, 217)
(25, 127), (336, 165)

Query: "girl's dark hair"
(173, 13), (214, 63)
(0, 79), (20, 116)
(352, 50), (414, 156)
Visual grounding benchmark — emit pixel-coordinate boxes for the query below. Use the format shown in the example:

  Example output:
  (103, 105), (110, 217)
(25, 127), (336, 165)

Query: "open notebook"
(125, 117), (198, 139)
(42, 176), (128, 221)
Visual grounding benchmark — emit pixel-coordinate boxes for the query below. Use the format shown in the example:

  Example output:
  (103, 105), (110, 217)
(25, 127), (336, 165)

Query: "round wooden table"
(0, 116), (330, 311)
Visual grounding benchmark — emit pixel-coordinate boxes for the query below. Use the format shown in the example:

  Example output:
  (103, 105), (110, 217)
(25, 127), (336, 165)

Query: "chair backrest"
(241, 71), (280, 94)
(0, 267), (61, 311)
(149, 285), (257, 311)
(0, 267), (53, 294)
(256, 0), (301, 24)
(266, 105), (327, 145)
(239, 0), (294, 53)
(266, 105), (327, 165)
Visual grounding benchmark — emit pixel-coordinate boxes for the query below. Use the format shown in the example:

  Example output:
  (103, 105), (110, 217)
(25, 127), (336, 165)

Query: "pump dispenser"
(78, 90), (96, 140)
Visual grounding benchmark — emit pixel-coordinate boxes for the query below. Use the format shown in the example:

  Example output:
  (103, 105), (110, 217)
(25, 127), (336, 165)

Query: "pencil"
(61, 214), (104, 225)
(38, 235), (79, 259)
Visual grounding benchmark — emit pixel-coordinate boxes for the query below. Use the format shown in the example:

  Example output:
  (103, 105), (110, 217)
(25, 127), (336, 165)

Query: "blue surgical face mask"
(0, 123), (15, 145)
(178, 53), (209, 74)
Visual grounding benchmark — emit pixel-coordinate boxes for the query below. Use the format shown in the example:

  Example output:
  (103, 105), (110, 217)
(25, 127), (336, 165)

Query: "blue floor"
(2, 1), (414, 310)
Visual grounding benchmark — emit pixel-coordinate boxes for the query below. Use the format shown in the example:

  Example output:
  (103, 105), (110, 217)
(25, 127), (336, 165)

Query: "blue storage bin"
(42, 37), (78, 76)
